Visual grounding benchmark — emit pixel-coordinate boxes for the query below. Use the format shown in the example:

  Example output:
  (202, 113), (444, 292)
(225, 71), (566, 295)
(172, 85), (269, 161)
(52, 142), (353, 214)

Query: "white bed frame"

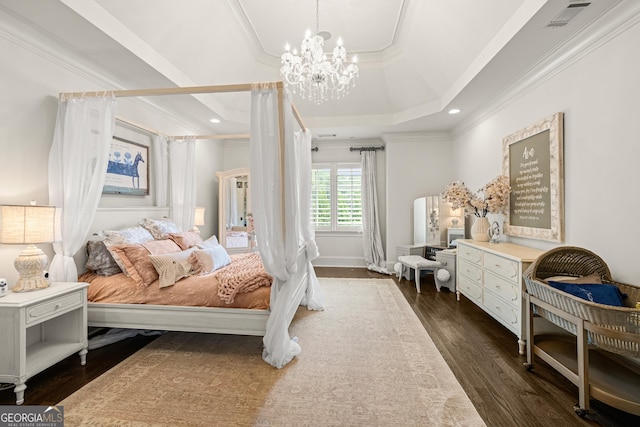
(87, 246), (309, 336)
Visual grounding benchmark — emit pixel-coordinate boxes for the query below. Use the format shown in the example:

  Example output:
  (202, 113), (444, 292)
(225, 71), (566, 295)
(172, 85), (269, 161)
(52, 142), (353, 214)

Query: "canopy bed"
(49, 81), (323, 368)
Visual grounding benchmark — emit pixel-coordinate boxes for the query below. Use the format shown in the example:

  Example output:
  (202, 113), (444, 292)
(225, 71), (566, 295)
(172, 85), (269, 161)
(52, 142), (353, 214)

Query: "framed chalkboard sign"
(502, 112), (564, 242)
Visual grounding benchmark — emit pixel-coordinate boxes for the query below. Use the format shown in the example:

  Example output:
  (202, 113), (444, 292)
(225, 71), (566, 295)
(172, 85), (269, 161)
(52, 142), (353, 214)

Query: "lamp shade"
(0, 205), (61, 244)
(194, 207), (206, 226)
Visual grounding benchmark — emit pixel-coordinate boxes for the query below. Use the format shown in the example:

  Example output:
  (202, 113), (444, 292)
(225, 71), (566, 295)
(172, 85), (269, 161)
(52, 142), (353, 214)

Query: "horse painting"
(107, 152), (144, 188)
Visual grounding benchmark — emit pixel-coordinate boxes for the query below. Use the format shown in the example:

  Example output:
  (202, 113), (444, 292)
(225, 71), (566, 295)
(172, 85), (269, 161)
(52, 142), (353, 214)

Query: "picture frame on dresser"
(502, 112), (564, 242)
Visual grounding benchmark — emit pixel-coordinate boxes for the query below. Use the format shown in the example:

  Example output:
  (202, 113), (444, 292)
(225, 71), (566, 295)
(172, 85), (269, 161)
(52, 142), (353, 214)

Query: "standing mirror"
(216, 168), (250, 253)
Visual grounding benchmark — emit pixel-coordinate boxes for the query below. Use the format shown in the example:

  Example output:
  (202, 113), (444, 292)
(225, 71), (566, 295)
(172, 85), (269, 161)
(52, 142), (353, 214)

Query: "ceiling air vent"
(546, 1), (591, 28)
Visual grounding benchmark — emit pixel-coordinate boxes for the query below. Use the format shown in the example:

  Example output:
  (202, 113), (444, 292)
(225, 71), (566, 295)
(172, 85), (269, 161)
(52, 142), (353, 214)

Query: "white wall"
(196, 139), (225, 240)
(383, 133), (454, 267)
(452, 4), (640, 283)
(0, 19), (218, 286)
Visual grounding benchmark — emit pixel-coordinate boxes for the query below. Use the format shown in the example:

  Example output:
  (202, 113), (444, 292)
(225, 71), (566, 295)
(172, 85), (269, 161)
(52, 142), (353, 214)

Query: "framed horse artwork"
(103, 136), (150, 196)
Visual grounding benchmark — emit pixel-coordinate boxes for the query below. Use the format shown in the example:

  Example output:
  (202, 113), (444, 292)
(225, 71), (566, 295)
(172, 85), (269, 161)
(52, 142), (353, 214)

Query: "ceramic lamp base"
(12, 245), (50, 292)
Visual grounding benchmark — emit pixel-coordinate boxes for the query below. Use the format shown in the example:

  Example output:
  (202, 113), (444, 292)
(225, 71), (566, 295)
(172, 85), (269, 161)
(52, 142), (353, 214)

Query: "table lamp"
(0, 204), (61, 292)
(192, 207), (205, 233)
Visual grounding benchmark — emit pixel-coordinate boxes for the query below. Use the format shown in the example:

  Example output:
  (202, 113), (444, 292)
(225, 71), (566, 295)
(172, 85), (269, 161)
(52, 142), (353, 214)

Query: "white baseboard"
(312, 256), (366, 268)
(312, 257), (397, 272)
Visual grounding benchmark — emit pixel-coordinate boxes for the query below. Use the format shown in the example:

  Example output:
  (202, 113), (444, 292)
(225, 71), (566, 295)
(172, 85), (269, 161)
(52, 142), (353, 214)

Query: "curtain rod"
(349, 145), (385, 152)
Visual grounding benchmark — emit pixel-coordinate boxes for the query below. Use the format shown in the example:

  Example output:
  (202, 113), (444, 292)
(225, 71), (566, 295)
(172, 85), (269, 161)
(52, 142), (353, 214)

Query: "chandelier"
(280, 0), (359, 104)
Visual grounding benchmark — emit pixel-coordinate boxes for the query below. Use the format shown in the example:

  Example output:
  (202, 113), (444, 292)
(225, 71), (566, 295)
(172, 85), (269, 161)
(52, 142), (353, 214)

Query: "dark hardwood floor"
(1, 267), (638, 427)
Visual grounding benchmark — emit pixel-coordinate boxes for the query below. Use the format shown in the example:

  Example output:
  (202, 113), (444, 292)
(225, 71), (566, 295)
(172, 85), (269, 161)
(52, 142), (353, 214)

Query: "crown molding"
(452, 1), (640, 139)
(382, 131), (451, 144)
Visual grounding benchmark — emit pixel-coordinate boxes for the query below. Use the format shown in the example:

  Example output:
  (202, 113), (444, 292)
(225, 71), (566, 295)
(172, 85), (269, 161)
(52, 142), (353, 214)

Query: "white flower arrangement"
(442, 175), (511, 218)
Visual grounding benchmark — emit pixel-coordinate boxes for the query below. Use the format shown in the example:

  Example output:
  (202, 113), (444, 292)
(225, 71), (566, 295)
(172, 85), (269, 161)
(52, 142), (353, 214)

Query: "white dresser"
(456, 240), (543, 354)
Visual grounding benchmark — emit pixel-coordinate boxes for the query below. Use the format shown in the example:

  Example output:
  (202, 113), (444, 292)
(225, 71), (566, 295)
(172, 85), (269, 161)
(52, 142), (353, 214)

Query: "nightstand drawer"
(458, 244), (482, 265)
(26, 292), (83, 325)
(484, 252), (519, 283)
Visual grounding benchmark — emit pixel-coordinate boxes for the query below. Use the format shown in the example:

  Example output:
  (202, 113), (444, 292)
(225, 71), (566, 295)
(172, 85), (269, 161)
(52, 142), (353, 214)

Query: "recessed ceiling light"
(210, 118), (221, 124)
(448, 108), (461, 115)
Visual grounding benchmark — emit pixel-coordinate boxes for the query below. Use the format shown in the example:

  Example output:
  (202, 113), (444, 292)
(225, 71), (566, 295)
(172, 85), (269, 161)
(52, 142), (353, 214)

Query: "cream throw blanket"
(214, 252), (272, 304)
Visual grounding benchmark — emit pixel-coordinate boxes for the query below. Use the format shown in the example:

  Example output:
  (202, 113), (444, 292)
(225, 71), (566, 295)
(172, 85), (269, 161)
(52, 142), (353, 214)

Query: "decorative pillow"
(545, 273), (603, 284)
(198, 235), (220, 250)
(169, 231), (204, 250)
(547, 281), (627, 307)
(188, 245), (232, 275)
(148, 247), (198, 288)
(101, 226), (155, 272)
(139, 218), (181, 240)
(109, 239), (182, 286)
(85, 241), (121, 276)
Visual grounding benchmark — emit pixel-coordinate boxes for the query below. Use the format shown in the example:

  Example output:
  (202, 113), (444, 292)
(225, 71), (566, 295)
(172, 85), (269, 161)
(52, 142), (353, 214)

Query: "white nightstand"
(0, 282), (89, 405)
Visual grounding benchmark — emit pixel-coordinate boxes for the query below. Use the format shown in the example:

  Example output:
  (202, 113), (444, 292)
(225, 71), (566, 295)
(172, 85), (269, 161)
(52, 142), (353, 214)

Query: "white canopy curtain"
(251, 83), (323, 368)
(168, 136), (197, 231)
(361, 151), (390, 274)
(296, 129), (324, 310)
(48, 95), (117, 282)
(151, 134), (169, 207)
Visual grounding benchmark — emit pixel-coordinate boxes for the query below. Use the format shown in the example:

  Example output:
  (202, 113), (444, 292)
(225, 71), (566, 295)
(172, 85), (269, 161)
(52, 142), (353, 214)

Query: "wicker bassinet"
(523, 246), (640, 357)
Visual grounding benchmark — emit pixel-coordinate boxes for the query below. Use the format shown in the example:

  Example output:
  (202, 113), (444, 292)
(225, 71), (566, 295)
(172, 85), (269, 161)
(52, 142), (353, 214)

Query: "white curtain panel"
(151, 134), (169, 207)
(168, 136), (196, 231)
(48, 95), (117, 282)
(251, 83), (302, 368)
(361, 151), (390, 274)
(295, 129), (324, 310)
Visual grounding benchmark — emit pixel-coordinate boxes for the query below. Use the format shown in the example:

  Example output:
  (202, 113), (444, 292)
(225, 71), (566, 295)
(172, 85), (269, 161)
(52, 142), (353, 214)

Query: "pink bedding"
(80, 254), (271, 310)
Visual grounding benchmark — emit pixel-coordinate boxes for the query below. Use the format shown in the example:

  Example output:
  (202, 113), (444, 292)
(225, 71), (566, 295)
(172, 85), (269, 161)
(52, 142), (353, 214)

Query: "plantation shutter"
(311, 167), (331, 230)
(336, 166), (362, 230)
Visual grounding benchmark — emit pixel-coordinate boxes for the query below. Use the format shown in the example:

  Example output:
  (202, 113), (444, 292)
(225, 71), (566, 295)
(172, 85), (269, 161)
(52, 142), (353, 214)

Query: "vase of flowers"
(442, 175), (511, 242)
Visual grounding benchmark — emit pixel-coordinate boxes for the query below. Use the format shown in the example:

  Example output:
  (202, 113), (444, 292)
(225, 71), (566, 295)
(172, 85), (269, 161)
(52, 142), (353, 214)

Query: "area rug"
(59, 278), (485, 426)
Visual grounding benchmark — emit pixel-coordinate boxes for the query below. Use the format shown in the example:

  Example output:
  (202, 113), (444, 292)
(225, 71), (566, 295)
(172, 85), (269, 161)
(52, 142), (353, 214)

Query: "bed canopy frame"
(61, 82), (306, 136)
(57, 81), (316, 369)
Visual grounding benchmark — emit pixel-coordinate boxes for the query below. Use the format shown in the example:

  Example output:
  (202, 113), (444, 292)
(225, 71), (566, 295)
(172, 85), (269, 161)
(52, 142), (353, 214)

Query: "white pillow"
(138, 218), (181, 240)
(189, 245), (231, 275)
(198, 235), (220, 250)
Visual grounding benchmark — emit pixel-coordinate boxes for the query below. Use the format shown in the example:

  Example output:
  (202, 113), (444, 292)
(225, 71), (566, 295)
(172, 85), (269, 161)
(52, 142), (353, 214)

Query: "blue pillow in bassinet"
(547, 281), (627, 307)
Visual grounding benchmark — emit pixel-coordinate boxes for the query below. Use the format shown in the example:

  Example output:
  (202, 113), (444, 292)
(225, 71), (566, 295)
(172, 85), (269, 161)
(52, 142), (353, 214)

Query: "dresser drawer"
(458, 259), (482, 284)
(458, 275), (482, 303)
(484, 291), (519, 332)
(484, 272), (520, 306)
(484, 252), (519, 283)
(26, 292), (83, 325)
(458, 244), (482, 265)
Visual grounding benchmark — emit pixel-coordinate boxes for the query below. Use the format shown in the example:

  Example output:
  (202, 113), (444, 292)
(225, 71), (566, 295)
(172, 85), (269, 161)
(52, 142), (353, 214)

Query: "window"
(311, 163), (362, 231)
